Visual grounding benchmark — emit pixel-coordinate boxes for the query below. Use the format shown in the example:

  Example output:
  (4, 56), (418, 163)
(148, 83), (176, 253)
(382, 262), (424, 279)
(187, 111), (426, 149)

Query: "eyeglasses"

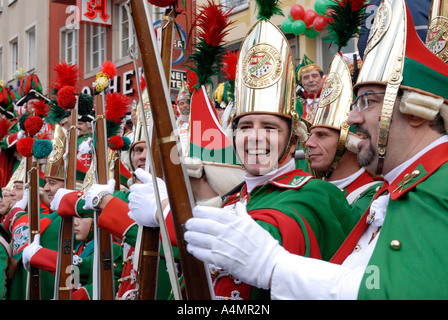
(350, 91), (386, 113)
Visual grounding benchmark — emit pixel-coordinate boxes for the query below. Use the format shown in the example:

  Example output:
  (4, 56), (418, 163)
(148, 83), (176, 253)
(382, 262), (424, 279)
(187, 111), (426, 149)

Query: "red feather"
(186, 69), (198, 93)
(31, 100), (49, 117)
(101, 61), (117, 79)
(53, 62), (79, 91)
(105, 92), (131, 123)
(222, 50), (238, 81)
(336, 0), (368, 12)
(194, 0), (233, 47)
(0, 119), (11, 141)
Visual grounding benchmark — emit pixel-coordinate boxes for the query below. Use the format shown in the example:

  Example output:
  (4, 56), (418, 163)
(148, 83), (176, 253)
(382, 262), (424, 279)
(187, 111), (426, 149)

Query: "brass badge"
(318, 72), (342, 108)
(426, 16), (448, 63)
(47, 138), (65, 164)
(242, 44), (283, 89)
(364, 0), (391, 56)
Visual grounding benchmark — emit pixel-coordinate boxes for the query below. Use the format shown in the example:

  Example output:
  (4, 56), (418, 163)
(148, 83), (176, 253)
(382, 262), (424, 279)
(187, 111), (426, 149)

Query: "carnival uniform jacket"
(63, 190), (175, 300)
(330, 168), (383, 228)
(211, 168), (353, 300)
(329, 139), (448, 299)
(5, 205), (58, 300)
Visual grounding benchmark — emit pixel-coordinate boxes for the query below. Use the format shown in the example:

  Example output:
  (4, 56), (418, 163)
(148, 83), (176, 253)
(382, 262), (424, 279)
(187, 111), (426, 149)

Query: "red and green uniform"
(6, 205), (59, 300)
(0, 228), (11, 300)
(59, 190), (174, 300)
(331, 140), (448, 299)
(192, 168), (353, 300)
(329, 169), (383, 228)
(98, 191), (176, 300)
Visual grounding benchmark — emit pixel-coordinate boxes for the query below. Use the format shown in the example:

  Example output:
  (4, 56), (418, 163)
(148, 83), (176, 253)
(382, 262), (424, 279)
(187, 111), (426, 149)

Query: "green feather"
(324, 0), (368, 50)
(254, 0), (284, 21)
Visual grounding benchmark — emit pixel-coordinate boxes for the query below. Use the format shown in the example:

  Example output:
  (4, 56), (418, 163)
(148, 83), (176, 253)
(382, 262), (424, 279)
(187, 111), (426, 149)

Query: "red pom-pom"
(101, 61), (117, 79)
(147, 0), (176, 7)
(24, 115), (44, 136)
(57, 86), (78, 110)
(17, 137), (34, 158)
(108, 136), (124, 151)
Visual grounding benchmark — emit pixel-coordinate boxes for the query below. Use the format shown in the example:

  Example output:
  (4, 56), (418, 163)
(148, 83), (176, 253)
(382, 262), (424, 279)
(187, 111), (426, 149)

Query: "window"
(0, 47), (3, 80)
(86, 25), (106, 72)
(119, 3), (130, 59)
(220, 0), (249, 14)
(10, 38), (18, 79)
(61, 28), (78, 65)
(26, 26), (36, 71)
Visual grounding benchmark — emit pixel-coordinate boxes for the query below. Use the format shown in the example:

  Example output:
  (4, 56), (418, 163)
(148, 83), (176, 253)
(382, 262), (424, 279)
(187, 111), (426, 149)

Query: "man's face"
(43, 178), (65, 202)
(26, 99), (40, 112)
(301, 70), (323, 95)
(234, 114), (293, 177)
(10, 182), (24, 202)
(305, 127), (340, 171)
(215, 107), (225, 120)
(177, 100), (190, 115)
(78, 121), (91, 136)
(347, 85), (386, 173)
(132, 142), (147, 170)
(0, 190), (12, 214)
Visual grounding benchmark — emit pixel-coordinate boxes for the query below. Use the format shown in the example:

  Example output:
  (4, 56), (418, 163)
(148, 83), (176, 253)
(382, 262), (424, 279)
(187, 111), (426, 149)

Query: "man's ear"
(407, 114), (427, 128)
(289, 136), (299, 155)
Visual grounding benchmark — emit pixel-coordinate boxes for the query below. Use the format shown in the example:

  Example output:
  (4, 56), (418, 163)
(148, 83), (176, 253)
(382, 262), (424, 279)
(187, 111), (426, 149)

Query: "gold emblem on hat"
(426, 16), (448, 62)
(47, 137), (65, 164)
(242, 44), (283, 89)
(365, 0), (392, 56)
(318, 72), (342, 108)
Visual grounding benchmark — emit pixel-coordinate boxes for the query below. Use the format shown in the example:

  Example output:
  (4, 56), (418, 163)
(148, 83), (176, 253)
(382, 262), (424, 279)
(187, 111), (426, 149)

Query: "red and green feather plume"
(324, 0), (369, 51)
(186, 0), (233, 90)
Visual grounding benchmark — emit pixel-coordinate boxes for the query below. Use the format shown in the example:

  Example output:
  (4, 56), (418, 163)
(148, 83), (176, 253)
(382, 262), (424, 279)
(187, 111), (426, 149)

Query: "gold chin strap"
(376, 73), (403, 174)
(325, 121), (350, 179)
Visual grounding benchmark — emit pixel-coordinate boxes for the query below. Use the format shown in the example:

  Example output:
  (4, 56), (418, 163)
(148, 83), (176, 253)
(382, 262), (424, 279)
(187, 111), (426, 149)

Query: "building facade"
(0, 0), (195, 103)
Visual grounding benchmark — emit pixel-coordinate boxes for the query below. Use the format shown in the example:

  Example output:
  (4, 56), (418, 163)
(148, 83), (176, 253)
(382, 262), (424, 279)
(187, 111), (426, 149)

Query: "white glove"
(22, 234), (42, 272)
(128, 168), (169, 227)
(17, 130), (26, 140)
(184, 157), (203, 178)
(83, 179), (115, 210)
(184, 202), (287, 290)
(12, 188), (29, 210)
(50, 188), (74, 211)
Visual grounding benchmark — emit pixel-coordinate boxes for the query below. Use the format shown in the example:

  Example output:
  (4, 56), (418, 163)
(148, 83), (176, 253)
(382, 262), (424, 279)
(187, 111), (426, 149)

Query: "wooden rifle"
(55, 106), (78, 300)
(93, 93), (115, 300)
(134, 8), (175, 300)
(129, 0), (213, 300)
(27, 156), (41, 300)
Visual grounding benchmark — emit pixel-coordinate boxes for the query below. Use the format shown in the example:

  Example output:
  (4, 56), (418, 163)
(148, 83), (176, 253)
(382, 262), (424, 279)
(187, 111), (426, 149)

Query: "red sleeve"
(6, 132), (18, 147)
(164, 211), (178, 247)
(58, 191), (83, 217)
(98, 197), (136, 239)
(30, 247), (57, 275)
(250, 208), (321, 259)
(71, 287), (90, 300)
